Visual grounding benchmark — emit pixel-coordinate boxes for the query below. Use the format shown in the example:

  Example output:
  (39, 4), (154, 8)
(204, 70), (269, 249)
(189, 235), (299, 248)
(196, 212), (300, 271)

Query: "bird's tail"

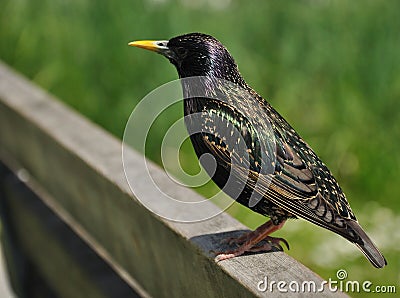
(347, 220), (387, 268)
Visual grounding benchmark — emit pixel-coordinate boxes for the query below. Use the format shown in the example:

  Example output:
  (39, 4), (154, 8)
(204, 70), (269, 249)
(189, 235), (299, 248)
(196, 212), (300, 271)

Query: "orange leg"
(214, 220), (288, 262)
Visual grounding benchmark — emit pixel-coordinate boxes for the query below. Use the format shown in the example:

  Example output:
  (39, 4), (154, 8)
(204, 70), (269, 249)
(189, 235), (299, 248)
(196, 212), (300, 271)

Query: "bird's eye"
(175, 47), (188, 57)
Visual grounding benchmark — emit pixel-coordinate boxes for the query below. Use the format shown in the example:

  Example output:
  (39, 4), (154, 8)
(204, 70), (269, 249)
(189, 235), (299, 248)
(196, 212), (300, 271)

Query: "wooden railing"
(0, 61), (345, 297)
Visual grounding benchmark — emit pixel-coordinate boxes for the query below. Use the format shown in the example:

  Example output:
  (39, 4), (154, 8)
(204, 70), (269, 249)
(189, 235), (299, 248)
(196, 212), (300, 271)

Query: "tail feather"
(347, 220), (387, 268)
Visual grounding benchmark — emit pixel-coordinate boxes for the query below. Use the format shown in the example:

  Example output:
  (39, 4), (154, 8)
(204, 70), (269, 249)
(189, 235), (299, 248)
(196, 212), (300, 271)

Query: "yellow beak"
(128, 40), (169, 53)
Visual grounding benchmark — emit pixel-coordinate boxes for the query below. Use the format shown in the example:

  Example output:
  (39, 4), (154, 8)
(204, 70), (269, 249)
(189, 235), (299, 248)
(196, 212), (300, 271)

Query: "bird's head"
(129, 33), (246, 86)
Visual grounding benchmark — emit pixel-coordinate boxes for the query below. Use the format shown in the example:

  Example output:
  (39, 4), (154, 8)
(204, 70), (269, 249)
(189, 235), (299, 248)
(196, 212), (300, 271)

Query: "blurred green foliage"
(1, 0), (399, 294)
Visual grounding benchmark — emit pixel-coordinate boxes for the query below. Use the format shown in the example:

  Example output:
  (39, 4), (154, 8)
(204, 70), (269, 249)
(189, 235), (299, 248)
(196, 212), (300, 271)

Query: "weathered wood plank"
(0, 61), (346, 297)
(0, 162), (141, 298)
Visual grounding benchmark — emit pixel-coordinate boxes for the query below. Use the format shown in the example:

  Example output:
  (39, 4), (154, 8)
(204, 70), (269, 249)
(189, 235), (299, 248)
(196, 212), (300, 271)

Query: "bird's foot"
(214, 236), (289, 262)
(213, 220), (289, 262)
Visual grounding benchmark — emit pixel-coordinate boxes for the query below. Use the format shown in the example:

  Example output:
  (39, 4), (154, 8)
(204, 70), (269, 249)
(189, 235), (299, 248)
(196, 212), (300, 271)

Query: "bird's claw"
(265, 236), (290, 251)
(211, 235), (289, 263)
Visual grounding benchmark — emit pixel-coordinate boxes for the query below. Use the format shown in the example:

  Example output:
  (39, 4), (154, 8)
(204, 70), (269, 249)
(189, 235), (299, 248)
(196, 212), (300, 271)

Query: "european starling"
(129, 33), (387, 268)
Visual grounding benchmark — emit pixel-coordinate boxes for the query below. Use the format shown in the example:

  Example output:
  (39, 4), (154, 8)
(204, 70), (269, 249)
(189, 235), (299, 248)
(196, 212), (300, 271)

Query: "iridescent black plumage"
(130, 33), (386, 268)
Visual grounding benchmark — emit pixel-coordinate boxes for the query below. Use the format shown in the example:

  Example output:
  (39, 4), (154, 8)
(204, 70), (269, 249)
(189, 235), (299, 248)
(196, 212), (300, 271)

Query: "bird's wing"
(268, 107), (357, 221)
(199, 99), (360, 243)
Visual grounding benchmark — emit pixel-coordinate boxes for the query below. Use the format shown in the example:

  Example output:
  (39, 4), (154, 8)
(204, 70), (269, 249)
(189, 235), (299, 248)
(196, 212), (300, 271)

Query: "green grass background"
(1, 0), (399, 295)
